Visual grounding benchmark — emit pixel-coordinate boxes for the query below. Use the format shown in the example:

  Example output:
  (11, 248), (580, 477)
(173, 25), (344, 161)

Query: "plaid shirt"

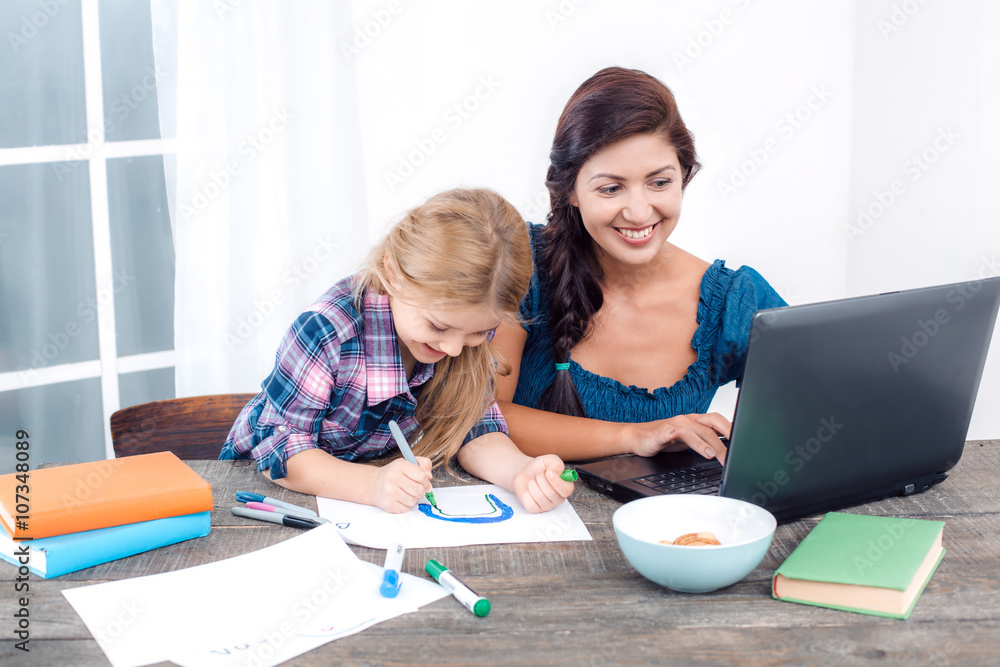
(220, 276), (507, 479)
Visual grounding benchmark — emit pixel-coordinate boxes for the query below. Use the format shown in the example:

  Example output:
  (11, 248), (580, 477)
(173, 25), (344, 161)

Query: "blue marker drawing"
(417, 493), (514, 524)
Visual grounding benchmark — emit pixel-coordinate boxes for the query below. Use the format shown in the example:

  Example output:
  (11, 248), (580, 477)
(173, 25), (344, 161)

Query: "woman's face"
(570, 133), (684, 267)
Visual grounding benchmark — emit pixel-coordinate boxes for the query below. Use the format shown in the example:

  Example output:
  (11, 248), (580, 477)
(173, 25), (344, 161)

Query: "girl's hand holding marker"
(370, 456), (435, 514)
(388, 420), (438, 511)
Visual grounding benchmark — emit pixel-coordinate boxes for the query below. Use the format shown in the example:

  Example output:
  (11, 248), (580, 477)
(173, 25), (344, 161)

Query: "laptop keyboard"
(634, 465), (723, 495)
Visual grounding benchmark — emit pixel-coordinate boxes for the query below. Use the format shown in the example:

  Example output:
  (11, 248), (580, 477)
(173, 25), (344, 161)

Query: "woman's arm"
(492, 322), (730, 463)
(269, 448), (433, 514)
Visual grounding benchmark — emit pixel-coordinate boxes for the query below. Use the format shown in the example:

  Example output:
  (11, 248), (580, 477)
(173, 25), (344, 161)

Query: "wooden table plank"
(2, 440), (996, 665)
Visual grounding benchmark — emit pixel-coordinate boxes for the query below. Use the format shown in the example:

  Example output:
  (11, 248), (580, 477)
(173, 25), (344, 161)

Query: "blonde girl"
(222, 188), (575, 513)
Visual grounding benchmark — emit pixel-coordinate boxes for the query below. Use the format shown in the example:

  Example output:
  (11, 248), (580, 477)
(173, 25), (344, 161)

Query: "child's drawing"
(316, 484), (592, 548)
(417, 493), (514, 523)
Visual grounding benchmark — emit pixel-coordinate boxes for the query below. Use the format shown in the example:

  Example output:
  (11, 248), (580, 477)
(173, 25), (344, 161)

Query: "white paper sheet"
(316, 484), (592, 548)
(62, 524), (447, 667)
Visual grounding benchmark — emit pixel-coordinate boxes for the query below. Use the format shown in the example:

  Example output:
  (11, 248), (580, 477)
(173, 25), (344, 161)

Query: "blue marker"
(380, 542), (405, 598)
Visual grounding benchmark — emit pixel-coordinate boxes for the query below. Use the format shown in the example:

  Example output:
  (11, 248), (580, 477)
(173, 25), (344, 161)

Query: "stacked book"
(0, 451), (212, 578)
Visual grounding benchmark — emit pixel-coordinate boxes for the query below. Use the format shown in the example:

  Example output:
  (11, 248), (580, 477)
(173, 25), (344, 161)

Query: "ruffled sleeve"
(518, 222), (548, 328)
(704, 264), (787, 386)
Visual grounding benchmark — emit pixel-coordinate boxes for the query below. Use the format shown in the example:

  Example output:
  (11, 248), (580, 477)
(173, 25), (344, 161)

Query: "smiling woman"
(492, 66), (788, 465)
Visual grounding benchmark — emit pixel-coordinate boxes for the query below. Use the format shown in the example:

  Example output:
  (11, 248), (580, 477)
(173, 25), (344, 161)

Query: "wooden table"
(4, 440), (999, 666)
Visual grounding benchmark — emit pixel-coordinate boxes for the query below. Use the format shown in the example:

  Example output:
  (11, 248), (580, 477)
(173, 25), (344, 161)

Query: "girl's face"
(570, 133), (684, 268)
(389, 295), (501, 368)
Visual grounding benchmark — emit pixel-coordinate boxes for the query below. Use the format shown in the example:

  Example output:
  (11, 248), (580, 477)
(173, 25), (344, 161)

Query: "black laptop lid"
(719, 276), (1000, 518)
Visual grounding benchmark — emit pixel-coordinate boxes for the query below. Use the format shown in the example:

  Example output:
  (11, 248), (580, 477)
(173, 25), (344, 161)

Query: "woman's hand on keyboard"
(627, 412), (731, 464)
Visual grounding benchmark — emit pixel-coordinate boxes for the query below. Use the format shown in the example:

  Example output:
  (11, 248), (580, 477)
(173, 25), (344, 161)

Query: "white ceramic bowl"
(612, 495), (776, 593)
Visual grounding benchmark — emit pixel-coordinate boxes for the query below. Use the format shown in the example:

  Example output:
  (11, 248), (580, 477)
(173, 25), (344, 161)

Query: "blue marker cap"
(380, 569), (401, 597)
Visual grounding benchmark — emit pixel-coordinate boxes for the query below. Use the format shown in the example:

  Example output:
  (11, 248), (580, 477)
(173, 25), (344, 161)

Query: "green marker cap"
(473, 598), (491, 617)
(560, 469), (578, 482)
(426, 558), (447, 580)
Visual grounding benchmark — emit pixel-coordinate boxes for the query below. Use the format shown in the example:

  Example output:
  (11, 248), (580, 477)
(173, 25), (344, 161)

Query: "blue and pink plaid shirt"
(220, 276), (507, 479)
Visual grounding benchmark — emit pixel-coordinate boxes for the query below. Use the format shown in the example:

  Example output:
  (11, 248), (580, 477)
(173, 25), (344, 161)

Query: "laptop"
(575, 275), (1000, 523)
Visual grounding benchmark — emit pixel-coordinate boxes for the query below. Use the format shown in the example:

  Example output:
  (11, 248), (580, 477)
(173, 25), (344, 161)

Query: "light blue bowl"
(612, 495), (776, 593)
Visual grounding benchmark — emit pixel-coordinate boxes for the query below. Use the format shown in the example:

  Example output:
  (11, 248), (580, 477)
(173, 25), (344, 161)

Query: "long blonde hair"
(354, 188), (532, 469)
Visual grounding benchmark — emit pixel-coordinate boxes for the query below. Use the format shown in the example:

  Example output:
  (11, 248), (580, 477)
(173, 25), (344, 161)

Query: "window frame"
(0, 0), (175, 459)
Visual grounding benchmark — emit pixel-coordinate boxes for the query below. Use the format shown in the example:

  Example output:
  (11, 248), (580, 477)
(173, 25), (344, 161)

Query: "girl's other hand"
(629, 412), (731, 464)
(370, 456), (433, 514)
(511, 454), (574, 513)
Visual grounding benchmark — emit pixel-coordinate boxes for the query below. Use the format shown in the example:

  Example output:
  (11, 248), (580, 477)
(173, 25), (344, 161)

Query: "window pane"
(0, 378), (105, 473)
(107, 156), (174, 356)
(0, 162), (98, 374)
(0, 0), (86, 148)
(118, 367), (175, 410)
(98, 0), (161, 142)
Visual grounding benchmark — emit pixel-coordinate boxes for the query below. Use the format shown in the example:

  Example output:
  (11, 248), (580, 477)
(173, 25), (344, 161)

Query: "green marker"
(560, 469), (578, 482)
(426, 559), (491, 617)
(388, 420), (438, 509)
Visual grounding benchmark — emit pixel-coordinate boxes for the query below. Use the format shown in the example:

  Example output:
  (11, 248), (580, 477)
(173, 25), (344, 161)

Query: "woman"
(490, 67), (786, 464)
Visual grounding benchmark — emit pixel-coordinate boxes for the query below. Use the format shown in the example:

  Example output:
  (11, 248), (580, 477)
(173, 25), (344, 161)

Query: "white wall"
(330, 0), (998, 437)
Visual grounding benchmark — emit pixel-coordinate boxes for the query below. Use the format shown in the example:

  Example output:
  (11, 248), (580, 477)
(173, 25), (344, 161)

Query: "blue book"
(0, 512), (211, 578)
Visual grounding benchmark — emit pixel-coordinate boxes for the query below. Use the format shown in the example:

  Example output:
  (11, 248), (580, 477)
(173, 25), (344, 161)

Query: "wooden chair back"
(110, 393), (257, 459)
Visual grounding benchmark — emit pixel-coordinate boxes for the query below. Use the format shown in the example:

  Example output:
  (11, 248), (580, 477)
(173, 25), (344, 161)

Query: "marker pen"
(231, 506), (320, 529)
(560, 469), (578, 482)
(235, 491), (319, 517)
(245, 501), (332, 525)
(380, 543), (405, 598)
(425, 559), (490, 617)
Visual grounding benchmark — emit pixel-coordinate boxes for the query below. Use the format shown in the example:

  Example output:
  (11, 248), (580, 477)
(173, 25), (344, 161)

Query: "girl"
(492, 67), (787, 464)
(221, 188), (574, 514)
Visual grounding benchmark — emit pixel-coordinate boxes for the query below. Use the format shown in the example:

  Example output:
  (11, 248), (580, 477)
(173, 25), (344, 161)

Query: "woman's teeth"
(618, 226), (652, 239)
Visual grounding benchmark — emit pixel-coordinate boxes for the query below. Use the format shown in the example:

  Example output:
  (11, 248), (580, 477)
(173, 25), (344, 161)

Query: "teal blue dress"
(512, 223), (787, 421)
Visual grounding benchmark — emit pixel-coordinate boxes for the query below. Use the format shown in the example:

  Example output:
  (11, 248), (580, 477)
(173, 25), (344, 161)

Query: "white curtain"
(151, 0), (369, 397)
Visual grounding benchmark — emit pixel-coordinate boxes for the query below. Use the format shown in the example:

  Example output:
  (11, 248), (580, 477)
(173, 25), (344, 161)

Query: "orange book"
(0, 452), (212, 540)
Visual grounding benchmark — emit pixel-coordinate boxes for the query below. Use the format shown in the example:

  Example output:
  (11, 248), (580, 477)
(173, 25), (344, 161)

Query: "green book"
(772, 512), (945, 619)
